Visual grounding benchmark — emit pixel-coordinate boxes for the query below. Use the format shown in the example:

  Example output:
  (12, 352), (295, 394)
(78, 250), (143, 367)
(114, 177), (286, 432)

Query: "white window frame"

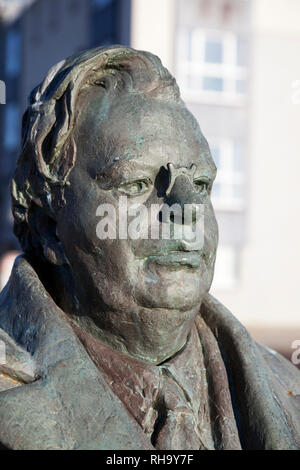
(210, 138), (245, 211)
(177, 28), (247, 105)
(92, 0), (113, 9)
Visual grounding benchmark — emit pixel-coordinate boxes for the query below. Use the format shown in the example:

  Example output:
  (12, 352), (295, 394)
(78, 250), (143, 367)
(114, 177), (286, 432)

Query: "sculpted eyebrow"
(94, 160), (155, 178)
(93, 161), (155, 190)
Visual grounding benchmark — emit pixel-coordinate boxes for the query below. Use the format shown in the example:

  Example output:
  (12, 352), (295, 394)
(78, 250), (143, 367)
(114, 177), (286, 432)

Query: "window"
(203, 76), (223, 91)
(212, 245), (237, 289)
(205, 39), (223, 64)
(91, 0), (117, 48)
(92, 0), (113, 9)
(210, 139), (244, 210)
(5, 29), (21, 78)
(237, 37), (247, 67)
(4, 104), (20, 151)
(177, 29), (248, 102)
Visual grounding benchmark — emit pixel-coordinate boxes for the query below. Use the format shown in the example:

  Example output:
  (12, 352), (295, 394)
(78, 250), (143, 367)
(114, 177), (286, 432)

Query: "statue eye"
(193, 179), (210, 194)
(118, 179), (150, 196)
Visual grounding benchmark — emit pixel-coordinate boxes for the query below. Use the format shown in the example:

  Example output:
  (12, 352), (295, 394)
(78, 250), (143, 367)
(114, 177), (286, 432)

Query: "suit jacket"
(0, 255), (299, 450)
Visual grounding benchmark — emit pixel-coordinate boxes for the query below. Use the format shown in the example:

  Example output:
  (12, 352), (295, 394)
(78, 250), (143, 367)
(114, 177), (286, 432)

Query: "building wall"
(0, 0), (92, 254)
(0, 20), (7, 248)
(0, 0), (131, 255)
(130, 0), (300, 356)
(214, 0), (300, 331)
(131, 0), (176, 73)
(20, 0), (90, 112)
(0, 16), (22, 250)
(173, 0), (251, 294)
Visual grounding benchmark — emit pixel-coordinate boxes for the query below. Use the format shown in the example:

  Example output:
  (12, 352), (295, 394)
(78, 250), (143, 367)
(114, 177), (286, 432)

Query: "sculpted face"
(54, 86), (218, 363)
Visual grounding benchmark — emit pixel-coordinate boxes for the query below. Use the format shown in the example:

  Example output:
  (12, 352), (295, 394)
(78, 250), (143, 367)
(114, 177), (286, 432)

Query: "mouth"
(147, 251), (202, 269)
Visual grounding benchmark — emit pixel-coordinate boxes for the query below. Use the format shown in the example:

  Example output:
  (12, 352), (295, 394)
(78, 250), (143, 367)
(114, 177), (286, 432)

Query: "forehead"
(74, 87), (216, 176)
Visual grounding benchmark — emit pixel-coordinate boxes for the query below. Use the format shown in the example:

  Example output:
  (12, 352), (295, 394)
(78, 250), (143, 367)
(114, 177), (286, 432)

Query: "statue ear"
(41, 233), (67, 266)
(29, 204), (68, 266)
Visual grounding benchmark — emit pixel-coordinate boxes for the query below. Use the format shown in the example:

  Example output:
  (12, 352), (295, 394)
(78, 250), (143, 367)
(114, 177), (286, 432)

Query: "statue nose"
(165, 174), (203, 224)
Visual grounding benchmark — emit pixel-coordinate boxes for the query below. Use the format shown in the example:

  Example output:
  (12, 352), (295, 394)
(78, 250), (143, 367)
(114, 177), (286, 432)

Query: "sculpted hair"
(11, 45), (181, 257)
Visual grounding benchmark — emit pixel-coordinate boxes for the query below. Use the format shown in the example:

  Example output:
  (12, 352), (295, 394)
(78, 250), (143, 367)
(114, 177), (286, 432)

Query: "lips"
(148, 251), (202, 268)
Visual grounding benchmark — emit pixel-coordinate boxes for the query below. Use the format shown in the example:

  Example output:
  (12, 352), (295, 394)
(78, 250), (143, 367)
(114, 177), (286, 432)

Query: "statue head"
(11, 46), (218, 364)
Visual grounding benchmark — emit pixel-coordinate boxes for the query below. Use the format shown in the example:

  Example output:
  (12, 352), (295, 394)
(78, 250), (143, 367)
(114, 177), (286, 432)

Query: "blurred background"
(0, 0), (299, 364)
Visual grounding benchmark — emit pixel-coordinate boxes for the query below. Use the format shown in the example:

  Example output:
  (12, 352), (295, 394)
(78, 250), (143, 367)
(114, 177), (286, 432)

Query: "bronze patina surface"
(0, 46), (299, 450)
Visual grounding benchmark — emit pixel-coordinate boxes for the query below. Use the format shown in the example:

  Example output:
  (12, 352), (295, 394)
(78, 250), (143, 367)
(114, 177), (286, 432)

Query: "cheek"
(58, 198), (98, 256)
(58, 180), (119, 254)
(57, 187), (138, 280)
(203, 205), (218, 265)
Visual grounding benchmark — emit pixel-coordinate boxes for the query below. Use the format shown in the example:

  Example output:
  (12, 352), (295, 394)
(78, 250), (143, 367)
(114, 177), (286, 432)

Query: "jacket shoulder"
(0, 283), (36, 387)
(257, 343), (300, 393)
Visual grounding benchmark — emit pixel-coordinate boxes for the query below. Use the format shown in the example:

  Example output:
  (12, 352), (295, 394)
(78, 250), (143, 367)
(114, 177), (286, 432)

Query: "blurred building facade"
(131, 0), (300, 358)
(0, 0), (299, 358)
(0, 0), (131, 253)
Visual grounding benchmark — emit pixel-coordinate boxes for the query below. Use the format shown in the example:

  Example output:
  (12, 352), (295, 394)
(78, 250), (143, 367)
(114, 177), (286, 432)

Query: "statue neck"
(39, 261), (200, 365)
(66, 304), (199, 365)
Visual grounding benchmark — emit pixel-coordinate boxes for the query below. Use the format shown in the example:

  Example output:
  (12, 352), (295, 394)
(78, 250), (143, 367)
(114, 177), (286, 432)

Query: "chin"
(135, 270), (207, 310)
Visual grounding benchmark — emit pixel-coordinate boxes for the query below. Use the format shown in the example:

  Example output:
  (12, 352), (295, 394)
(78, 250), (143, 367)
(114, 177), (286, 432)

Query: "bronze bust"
(0, 46), (299, 450)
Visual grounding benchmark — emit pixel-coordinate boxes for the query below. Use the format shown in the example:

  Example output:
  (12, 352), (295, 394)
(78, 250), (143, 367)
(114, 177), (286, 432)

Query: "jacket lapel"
(0, 256), (153, 450)
(201, 294), (300, 449)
